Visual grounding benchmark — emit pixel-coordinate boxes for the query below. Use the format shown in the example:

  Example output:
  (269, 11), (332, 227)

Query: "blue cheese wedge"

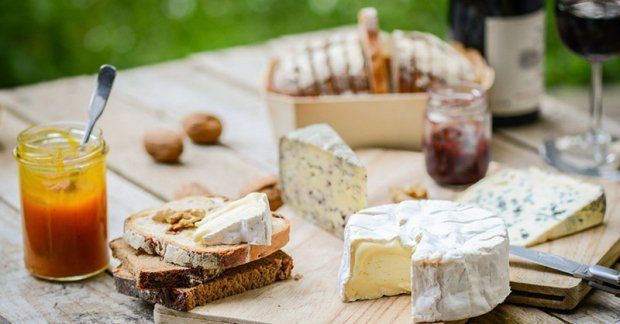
(457, 167), (606, 247)
(279, 124), (367, 238)
(193, 193), (272, 245)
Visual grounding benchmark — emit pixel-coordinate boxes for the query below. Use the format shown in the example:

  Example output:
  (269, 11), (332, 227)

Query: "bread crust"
(123, 207), (290, 270)
(358, 7), (389, 94)
(110, 238), (223, 289)
(114, 250), (294, 312)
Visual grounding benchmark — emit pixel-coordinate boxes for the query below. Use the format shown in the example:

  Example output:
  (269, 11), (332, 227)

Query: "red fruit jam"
(424, 83), (490, 185)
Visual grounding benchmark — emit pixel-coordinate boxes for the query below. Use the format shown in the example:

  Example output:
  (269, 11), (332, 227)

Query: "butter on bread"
(123, 196), (290, 270)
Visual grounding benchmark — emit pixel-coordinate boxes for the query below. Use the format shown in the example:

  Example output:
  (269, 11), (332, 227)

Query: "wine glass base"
(541, 130), (620, 181)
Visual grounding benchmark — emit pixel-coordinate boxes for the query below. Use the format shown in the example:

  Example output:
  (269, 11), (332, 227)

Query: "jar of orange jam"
(14, 122), (108, 281)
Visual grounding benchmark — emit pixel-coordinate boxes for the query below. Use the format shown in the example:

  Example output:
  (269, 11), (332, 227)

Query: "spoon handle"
(81, 65), (116, 145)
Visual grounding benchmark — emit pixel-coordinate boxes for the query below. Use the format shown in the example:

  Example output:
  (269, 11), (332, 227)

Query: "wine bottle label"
(485, 10), (545, 117)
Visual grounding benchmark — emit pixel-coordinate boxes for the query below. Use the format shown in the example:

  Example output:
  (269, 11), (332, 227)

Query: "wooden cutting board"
(154, 150), (620, 323)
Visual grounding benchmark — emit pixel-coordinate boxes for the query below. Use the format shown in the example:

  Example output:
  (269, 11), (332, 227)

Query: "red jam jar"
(423, 83), (491, 185)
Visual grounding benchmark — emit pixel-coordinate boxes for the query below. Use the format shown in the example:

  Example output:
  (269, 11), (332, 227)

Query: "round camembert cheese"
(338, 200), (510, 322)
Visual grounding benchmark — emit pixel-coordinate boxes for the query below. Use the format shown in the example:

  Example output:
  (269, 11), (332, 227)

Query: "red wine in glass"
(556, 0), (620, 61)
(542, 0), (620, 180)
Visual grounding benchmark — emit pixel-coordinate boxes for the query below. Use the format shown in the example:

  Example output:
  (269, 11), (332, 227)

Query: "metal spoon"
(81, 64), (116, 145)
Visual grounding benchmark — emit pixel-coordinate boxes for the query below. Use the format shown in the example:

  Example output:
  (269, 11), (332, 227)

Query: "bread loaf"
(269, 7), (487, 97)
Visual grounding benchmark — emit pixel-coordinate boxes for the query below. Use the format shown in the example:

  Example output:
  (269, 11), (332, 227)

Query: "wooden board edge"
(507, 282), (591, 310)
(154, 304), (265, 324)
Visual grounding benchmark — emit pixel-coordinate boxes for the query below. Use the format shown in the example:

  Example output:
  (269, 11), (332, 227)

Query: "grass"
(0, 0), (618, 89)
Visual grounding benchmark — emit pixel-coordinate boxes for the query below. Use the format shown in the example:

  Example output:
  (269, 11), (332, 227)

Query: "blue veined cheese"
(338, 200), (510, 322)
(279, 124), (367, 238)
(457, 167), (606, 247)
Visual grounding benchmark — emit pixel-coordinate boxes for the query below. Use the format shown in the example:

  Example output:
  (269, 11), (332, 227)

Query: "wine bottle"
(448, 0), (546, 126)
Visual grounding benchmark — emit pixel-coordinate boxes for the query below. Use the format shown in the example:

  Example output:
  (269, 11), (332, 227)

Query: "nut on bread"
(123, 196), (290, 269)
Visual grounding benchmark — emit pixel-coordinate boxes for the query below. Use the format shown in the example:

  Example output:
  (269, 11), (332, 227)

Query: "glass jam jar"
(14, 122), (108, 281)
(424, 83), (491, 185)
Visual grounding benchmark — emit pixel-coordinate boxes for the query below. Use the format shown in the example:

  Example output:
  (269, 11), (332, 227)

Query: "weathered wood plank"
(0, 199), (154, 323)
(0, 75), (270, 201)
(497, 96), (620, 151)
(472, 304), (566, 324)
(114, 61), (278, 171)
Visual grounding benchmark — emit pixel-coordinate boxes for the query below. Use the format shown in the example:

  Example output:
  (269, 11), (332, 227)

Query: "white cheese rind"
(279, 124), (367, 238)
(457, 167), (606, 247)
(338, 200), (510, 322)
(193, 193), (272, 246)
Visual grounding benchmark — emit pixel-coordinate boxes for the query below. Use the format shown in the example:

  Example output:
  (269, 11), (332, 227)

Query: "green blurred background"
(1, 0), (619, 89)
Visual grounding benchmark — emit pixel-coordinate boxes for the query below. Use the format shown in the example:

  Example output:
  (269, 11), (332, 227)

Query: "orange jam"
(14, 122), (108, 281)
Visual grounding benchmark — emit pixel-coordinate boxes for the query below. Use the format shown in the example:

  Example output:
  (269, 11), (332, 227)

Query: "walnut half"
(390, 183), (429, 203)
(152, 208), (206, 233)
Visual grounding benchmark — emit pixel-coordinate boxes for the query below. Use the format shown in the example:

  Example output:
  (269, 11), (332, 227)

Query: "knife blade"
(509, 245), (620, 297)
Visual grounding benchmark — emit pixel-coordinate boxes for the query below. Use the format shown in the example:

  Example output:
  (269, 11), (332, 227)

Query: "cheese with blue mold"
(279, 124), (367, 238)
(457, 167), (606, 247)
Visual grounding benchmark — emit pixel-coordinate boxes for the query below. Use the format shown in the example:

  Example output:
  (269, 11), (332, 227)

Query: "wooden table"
(0, 30), (618, 323)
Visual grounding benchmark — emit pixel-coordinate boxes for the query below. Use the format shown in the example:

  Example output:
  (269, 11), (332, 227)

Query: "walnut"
(182, 113), (222, 144)
(144, 129), (184, 163)
(152, 208), (206, 233)
(174, 182), (212, 199)
(152, 208), (174, 222)
(390, 183), (429, 203)
(239, 175), (283, 211)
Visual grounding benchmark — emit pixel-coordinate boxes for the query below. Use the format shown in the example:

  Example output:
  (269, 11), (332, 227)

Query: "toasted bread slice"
(110, 238), (222, 289)
(358, 7), (389, 94)
(123, 196), (290, 270)
(113, 250), (293, 312)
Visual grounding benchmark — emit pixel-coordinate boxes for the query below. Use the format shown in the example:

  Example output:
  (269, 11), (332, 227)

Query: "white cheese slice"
(193, 192), (272, 246)
(279, 124), (367, 238)
(338, 200), (510, 322)
(457, 167), (606, 247)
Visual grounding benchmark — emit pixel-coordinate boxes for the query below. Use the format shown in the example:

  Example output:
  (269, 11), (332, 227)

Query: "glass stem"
(589, 61), (603, 134)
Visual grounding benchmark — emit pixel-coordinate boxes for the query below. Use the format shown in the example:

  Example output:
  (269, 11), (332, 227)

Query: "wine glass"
(542, 0), (620, 180)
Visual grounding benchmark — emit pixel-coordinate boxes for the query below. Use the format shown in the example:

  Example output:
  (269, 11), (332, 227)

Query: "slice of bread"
(123, 196), (290, 270)
(326, 34), (353, 94)
(391, 30), (476, 92)
(344, 34), (370, 94)
(113, 250), (293, 312)
(358, 7), (389, 94)
(110, 238), (221, 289)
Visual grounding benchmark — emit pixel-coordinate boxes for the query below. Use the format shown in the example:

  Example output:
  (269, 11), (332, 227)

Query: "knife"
(509, 245), (620, 297)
